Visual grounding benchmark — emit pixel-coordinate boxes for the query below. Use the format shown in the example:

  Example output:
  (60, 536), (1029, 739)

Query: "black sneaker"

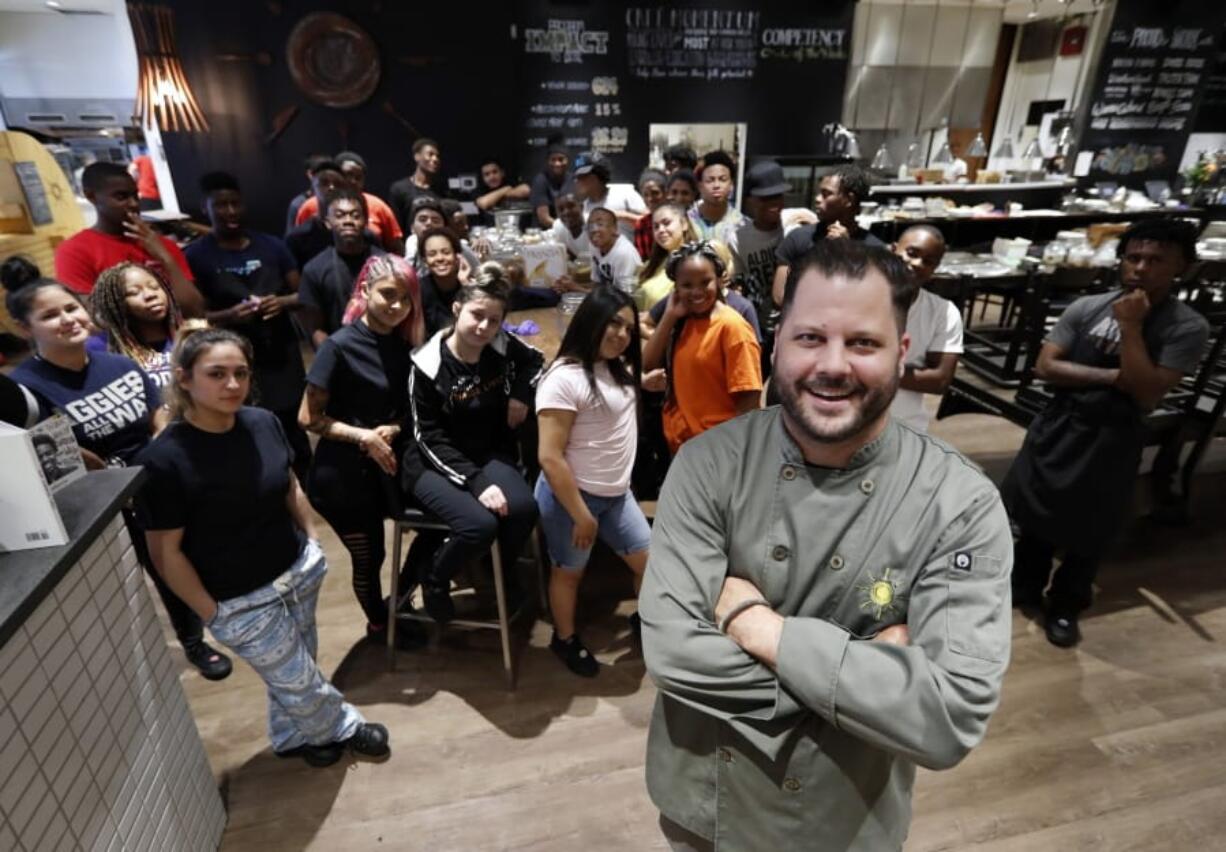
(1044, 610), (1081, 648)
(344, 722), (390, 758)
(550, 632), (599, 678)
(276, 743), (343, 768)
(422, 582), (455, 624)
(365, 620), (428, 650)
(184, 640), (233, 681)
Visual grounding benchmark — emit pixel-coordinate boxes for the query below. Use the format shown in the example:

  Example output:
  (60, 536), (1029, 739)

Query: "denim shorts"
(534, 475), (651, 571)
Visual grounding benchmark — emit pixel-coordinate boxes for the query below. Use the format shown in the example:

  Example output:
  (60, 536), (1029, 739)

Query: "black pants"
(123, 509), (204, 649)
(1012, 531), (1100, 614)
(411, 459), (538, 587)
(632, 390), (671, 500)
(307, 447), (407, 626)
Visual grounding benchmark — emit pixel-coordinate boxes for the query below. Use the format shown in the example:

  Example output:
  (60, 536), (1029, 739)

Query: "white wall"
(0, 7), (137, 101)
(1181, 133), (1226, 171)
(0, 3), (180, 212)
(987, 6), (1110, 169)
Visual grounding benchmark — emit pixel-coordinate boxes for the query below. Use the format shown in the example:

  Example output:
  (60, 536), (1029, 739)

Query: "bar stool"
(386, 505), (534, 690)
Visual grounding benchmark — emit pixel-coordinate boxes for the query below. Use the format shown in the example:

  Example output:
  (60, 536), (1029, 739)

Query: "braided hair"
(90, 262), (182, 370)
(665, 240), (727, 282)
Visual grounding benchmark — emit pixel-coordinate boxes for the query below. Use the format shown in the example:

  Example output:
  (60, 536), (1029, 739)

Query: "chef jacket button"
(860, 479), (875, 495)
(783, 777), (802, 793)
(717, 748), (732, 762)
(781, 465), (797, 481)
(828, 554), (845, 571)
(772, 544), (790, 561)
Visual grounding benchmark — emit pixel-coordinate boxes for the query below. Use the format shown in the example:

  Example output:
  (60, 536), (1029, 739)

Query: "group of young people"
(6, 129), (1202, 792)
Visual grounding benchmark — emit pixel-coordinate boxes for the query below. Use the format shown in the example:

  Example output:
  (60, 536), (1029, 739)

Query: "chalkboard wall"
(516, 1), (855, 183)
(1081, 0), (1226, 184)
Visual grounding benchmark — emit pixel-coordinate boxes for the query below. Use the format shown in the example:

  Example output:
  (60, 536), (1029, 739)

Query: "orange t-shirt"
(662, 303), (763, 453)
(294, 192), (404, 247)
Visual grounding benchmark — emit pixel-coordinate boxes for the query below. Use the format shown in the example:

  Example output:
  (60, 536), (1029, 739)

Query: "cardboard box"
(0, 421), (69, 552)
(521, 242), (568, 289)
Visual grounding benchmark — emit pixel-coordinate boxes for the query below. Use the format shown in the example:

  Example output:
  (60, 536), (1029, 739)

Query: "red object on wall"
(1061, 25), (1087, 56)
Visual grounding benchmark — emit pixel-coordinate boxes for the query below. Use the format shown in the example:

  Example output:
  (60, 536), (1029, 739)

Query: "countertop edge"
(0, 467), (146, 648)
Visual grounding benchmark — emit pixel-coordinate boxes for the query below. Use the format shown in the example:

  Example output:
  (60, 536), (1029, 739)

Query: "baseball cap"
(744, 160), (790, 197)
(572, 152), (611, 182)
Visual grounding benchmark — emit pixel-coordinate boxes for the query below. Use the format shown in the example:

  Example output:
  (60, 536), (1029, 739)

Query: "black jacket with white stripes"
(402, 327), (545, 498)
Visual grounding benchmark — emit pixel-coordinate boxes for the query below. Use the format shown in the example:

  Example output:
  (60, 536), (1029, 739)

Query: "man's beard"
(776, 369), (899, 446)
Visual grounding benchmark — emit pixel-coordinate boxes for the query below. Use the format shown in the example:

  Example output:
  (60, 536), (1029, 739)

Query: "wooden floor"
(169, 407), (1226, 851)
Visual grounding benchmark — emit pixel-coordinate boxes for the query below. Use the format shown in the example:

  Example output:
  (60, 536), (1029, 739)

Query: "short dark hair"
(825, 165), (871, 209)
(410, 196), (445, 220)
(82, 162), (131, 195)
(587, 207), (616, 227)
(32, 433), (56, 452)
(1117, 217), (1198, 265)
(199, 170), (240, 196)
(638, 169), (667, 192)
(480, 156), (504, 171)
(336, 151), (367, 171)
(418, 226), (462, 256)
(323, 186), (367, 218)
(439, 198), (463, 219)
(309, 158), (344, 177)
(898, 224), (946, 251)
(666, 169), (699, 196)
(697, 150), (735, 179)
(304, 153), (330, 172)
(413, 137), (439, 155)
(780, 239), (918, 332)
(664, 145), (698, 170)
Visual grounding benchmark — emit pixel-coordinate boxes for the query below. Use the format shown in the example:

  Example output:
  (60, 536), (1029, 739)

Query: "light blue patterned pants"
(206, 538), (364, 752)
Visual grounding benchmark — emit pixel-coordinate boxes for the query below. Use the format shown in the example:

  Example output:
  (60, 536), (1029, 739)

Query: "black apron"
(208, 263), (306, 414)
(1001, 296), (1163, 557)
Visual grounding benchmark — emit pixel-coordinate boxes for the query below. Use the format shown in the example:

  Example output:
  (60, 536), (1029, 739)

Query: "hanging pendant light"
(993, 135), (1016, 159)
(906, 141), (925, 170)
(932, 139), (954, 165)
(966, 131), (988, 157)
(128, 3), (209, 132)
(871, 143), (895, 171)
(1021, 137), (1043, 161)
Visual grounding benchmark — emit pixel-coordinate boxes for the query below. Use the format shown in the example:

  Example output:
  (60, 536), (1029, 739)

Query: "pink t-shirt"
(535, 361), (637, 497)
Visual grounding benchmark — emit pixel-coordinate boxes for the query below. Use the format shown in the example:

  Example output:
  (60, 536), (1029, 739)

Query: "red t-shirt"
(294, 192), (404, 248)
(54, 228), (193, 295)
(133, 155), (160, 201)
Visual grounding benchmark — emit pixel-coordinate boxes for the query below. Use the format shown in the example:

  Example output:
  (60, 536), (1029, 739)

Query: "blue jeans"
(206, 539), (364, 752)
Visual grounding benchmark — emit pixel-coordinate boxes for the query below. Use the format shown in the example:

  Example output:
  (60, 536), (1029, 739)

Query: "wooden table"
(507, 306), (562, 361)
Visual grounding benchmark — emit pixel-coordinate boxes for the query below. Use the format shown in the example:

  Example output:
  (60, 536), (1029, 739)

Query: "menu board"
(1081, 1), (1226, 183)
(517, 2), (854, 183)
(1193, 26), (1226, 132)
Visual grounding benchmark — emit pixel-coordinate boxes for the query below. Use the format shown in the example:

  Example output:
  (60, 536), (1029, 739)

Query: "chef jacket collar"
(776, 411), (897, 473)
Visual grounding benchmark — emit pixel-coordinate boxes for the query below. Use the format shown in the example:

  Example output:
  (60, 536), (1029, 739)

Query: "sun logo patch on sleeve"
(858, 567), (905, 619)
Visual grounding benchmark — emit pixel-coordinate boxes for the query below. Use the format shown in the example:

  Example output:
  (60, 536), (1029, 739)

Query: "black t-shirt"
(388, 177), (444, 231)
(529, 171), (575, 218)
(184, 232), (306, 411)
(299, 245), (385, 336)
(135, 407), (305, 601)
(307, 321), (411, 429)
(775, 223), (887, 267)
(419, 272), (462, 336)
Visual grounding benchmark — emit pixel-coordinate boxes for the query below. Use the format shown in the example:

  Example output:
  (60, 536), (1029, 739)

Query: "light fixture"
(128, 3), (209, 132)
(45, 1), (62, 8)
(1028, 0), (1040, 19)
(993, 135), (1015, 160)
(871, 143), (895, 171)
(966, 131), (988, 158)
(932, 139), (954, 165)
(1021, 137), (1043, 162)
(906, 141), (925, 169)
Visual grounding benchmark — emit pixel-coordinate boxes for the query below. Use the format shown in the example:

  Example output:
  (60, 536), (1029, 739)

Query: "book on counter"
(0, 417), (75, 552)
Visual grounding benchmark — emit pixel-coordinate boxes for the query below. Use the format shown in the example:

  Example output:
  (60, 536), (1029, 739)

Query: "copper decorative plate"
(286, 12), (381, 109)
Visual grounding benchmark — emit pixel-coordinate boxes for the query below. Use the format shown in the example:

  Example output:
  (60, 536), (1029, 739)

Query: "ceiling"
(0, 0), (113, 13)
